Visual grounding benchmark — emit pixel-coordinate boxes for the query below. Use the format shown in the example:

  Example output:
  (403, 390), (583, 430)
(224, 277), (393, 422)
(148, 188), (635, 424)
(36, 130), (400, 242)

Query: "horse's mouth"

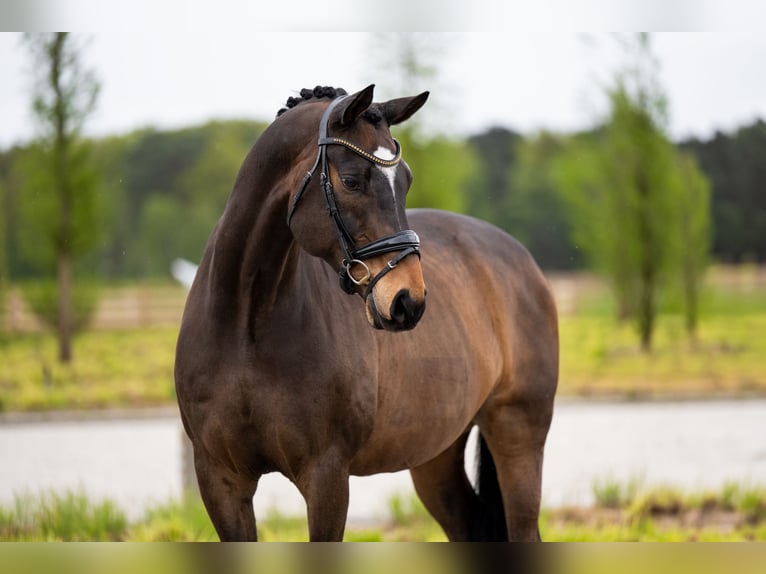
(365, 292), (425, 332)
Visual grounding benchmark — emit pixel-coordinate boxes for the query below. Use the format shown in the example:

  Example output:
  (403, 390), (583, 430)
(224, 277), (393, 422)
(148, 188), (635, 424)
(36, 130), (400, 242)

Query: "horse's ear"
(338, 84), (375, 126)
(381, 91), (430, 126)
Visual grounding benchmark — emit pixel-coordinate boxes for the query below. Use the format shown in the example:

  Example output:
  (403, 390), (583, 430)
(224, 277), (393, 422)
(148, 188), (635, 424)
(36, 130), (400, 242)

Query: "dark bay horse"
(175, 85), (558, 541)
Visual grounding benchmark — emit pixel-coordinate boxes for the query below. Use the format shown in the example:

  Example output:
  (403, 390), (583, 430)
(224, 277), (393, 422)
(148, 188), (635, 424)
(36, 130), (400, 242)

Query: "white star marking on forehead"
(374, 146), (398, 201)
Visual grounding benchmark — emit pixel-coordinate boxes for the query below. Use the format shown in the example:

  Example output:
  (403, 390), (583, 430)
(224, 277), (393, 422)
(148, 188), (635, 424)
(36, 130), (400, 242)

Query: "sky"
(2, 30), (766, 148)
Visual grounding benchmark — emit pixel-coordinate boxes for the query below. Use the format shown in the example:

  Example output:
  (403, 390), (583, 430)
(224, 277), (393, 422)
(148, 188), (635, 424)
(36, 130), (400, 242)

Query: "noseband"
(286, 96), (421, 298)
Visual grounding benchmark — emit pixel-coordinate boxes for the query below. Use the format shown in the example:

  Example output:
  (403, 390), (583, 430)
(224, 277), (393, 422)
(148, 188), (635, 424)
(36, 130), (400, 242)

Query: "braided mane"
(277, 86), (347, 117)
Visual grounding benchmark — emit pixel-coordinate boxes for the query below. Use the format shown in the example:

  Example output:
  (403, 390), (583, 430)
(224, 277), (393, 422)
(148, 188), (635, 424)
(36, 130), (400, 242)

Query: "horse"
(175, 85), (558, 541)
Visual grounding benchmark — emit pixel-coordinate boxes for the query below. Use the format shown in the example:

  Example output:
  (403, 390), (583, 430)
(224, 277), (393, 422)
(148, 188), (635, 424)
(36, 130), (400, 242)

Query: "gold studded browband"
(318, 136), (402, 167)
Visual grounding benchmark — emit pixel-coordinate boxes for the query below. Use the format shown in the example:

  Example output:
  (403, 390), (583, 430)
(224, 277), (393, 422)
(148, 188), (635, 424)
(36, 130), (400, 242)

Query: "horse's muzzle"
(367, 288), (426, 332)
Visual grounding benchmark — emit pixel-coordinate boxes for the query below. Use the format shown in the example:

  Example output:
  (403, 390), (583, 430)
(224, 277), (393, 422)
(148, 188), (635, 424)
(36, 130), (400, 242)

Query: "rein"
(286, 96), (421, 298)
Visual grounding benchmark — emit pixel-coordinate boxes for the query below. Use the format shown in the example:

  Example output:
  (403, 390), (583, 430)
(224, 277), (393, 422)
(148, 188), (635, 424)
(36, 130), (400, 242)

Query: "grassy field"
(1, 269), (765, 411)
(0, 328), (177, 412)
(559, 310), (766, 398)
(1, 481), (764, 542)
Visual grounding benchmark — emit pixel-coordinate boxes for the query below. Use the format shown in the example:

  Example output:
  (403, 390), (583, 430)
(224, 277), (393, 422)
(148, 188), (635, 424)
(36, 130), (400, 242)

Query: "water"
(543, 399), (766, 506)
(1, 400), (765, 522)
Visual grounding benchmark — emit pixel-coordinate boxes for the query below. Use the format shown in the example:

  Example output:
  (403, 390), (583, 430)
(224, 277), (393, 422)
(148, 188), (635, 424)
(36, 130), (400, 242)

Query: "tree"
(23, 33), (101, 362)
(681, 120), (766, 263)
(672, 152), (711, 340)
(395, 130), (475, 214)
(554, 34), (709, 351)
(505, 131), (583, 270)
(465, 127), (521, 230)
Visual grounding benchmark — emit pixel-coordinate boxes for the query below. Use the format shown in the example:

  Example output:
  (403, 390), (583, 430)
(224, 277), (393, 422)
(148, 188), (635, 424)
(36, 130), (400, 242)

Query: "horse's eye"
(341, 176), (361, 192)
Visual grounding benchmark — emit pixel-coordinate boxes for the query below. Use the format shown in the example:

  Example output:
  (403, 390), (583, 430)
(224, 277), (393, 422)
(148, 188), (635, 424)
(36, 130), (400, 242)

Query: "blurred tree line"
(1, 119), (266, 282)
(1, 90), (765, 356)
(680, 119), (766, 264)
(2, 113), (765, 278)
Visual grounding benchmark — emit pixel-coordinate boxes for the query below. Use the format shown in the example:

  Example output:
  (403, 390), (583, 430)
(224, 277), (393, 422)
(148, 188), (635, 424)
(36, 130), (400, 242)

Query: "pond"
(1, 399), (764, 523)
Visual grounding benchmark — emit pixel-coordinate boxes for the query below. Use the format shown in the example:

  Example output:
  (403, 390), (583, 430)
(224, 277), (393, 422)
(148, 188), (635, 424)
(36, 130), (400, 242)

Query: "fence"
(2, 265), (763, 332)
(1, 285), (188, 333)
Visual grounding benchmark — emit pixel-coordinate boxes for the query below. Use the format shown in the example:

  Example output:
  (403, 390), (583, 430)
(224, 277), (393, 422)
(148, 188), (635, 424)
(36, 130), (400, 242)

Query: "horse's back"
(410, 208), (557, 330)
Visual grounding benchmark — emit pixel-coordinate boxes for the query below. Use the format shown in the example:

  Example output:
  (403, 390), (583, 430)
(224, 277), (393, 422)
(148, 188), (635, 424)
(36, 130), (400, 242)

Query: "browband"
(317, 137), (402, 167)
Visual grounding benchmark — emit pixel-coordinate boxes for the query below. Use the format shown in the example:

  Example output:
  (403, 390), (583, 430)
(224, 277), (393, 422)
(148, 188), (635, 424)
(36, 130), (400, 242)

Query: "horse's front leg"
(193, 448), (259, 541)
(296, 448), (350, 541)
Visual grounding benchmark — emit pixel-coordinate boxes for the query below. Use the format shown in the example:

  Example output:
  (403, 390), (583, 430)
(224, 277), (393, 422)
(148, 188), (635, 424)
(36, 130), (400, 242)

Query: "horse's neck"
(206, 140), (300, 320)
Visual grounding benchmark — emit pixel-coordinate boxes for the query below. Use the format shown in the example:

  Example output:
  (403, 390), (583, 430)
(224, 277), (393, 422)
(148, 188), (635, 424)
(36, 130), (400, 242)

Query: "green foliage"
(394, 128), (476, 214)
(257, 508), (311, 542)
(87, 121), (262, 279)
(592, 475), (644, 509)
(626, 485), (687, 523)
(681, 120), (766, 263)
(0, 120), (265, 282)
(507, 131), (583, 269)
(0, 490), (126, 541)
(672, 151), (712, 337)
(133, 195), (214, 277)
(12, 140), (102, 276)
(128, 493), (216, 542)
(20, 33), (103, 362)
(552, 36), (712, 350)
(22, 34), (101, 249)
(387, 491), (433, 526)
(1, 482), (763, 542)
(384, 492), (446, 541)
(465, 127), (519, 225)
(718, 483), (766, 523)
(542, 480), (766, 542)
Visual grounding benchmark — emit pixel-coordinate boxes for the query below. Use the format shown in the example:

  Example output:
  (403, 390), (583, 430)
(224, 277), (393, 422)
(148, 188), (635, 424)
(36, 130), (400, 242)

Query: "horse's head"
(285, 85), (429, 332)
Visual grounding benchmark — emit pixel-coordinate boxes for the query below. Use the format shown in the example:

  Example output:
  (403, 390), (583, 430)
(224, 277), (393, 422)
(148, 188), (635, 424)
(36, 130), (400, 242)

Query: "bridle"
(286, 95), (421, 298)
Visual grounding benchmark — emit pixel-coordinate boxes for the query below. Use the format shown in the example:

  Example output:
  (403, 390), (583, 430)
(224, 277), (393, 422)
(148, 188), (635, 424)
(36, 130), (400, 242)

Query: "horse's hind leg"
(194, 450), (259, 541)
(478, 397), (554, 541)
(409, 430), (478, 541)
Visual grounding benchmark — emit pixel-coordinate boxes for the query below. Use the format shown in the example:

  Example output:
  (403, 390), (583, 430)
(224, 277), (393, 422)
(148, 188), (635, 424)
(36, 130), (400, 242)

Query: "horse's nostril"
(390, 290), (411, 324)
(390, 289), (424, 326)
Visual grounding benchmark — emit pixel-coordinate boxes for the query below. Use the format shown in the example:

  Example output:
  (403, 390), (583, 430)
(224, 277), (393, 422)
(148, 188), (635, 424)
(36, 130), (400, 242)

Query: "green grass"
(542, 480), (766, 542)
(1, 482), (764, 542)
(557, 277), (766, 397)
(591, 474), (644, 509)
(0, 490), (127, 541)
(0, 327), (178, 412)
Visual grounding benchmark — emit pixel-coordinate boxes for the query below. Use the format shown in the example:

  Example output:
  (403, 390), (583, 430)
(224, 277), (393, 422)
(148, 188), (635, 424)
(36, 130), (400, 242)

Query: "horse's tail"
(470, 430), (508, 541)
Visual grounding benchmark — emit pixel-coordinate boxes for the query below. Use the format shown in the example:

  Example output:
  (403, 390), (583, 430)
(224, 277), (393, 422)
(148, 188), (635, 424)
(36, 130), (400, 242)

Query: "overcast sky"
(2, 30), (766, 149)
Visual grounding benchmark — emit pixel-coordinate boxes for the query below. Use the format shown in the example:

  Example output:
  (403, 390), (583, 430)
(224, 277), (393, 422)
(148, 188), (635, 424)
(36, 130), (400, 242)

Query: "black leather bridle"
(286, 95), (421, 298)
